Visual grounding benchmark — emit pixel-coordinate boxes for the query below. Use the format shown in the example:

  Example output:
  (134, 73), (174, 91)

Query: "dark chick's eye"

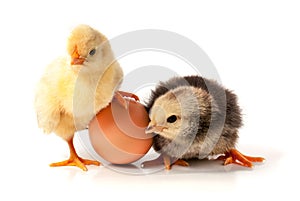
(167, 115), (177, 123)
(89, 49), (96, 56)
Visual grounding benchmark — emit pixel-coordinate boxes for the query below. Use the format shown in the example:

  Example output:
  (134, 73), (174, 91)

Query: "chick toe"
(49, 138), (100, 171)
(49, 156), (100, 171)
(219, 149), (265, 168)
(173, 159), (190, 167)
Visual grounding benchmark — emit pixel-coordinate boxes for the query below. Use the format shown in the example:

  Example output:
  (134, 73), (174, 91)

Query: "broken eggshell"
(88, 95), (153, 164)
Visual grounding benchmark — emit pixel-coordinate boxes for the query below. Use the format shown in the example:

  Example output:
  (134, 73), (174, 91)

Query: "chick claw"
(218, 149), (265, 168)
(117, 91), (139, 101)
(141, 155), (189, 170)
(49, 138), (100, 171)
(50, 157), (100, 171)
(164, 156), (189, 170)
(114, 91), (140, 109)
(173, 159), (190, 167)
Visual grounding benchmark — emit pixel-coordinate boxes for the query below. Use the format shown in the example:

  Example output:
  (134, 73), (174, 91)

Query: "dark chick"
(144, 75), (264, 170)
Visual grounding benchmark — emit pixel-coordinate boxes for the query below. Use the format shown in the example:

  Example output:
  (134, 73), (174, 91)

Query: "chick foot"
(50, 138), (100, 171)
(50, 156), (100, 171)
(218, 149), (265, 168)
(114, 91), (140, 109)
(117, 91), (139, 101)
(163, 155), (189, 170)
(141, 154), (189, 170)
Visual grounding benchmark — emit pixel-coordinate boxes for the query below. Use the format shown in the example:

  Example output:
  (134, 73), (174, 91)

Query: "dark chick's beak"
(71, 46), (85, 65)
(145, 125), (155, 134)
(145, 123), (166, 134)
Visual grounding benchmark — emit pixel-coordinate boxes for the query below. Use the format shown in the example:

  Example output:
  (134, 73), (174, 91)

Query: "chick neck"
(75, 69), (103, 86)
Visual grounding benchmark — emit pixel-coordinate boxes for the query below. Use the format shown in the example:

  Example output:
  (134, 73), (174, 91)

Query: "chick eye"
(89, 49), (96, 56)
(167, 115), (177, 123)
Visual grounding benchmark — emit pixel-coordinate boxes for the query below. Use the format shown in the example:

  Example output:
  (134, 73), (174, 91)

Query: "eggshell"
(88, 97), (153, 164)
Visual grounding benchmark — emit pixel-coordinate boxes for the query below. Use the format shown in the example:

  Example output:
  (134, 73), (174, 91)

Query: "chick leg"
(49, 137), (100, 171)
(163, 155), (172, 170)
(218, 149), (265, 168)
(114, 92), (127, 109)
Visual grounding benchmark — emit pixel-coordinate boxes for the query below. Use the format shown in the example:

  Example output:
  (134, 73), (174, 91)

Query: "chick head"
(67, 24), (113, 73)
(146, 86), (202, 142)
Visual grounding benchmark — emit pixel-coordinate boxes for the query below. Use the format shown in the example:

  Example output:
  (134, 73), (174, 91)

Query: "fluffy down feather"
(34, 25), (123, 170)
(145, 75), (242, 159)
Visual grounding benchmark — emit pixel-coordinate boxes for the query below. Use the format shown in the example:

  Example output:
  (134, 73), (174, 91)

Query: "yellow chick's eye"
(89, 48), (96, 56)
(167, 115), (177, 123)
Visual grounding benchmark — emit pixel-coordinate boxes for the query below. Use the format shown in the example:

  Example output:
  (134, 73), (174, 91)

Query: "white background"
(1, 0), (299, 200)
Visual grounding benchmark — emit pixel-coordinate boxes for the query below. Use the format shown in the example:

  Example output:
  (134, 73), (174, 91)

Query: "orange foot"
(50, 156), (100, 171)
(141, 155), (189, 170)
(117, 91), (139, 101)
(114, 91), (140, 109)
(50, 138), (100, 171)
(218, 149), (265, 168)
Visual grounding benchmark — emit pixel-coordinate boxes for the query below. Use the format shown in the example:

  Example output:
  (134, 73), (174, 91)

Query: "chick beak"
(145, 124), (166, 134)
(71, 47), (85, 65)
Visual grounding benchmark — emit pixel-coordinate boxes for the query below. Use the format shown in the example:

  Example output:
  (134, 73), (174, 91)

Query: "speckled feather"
(145, 75), (242, 159)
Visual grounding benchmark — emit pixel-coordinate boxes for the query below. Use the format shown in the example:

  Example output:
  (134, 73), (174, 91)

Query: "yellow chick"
(35, 25), (123, 171)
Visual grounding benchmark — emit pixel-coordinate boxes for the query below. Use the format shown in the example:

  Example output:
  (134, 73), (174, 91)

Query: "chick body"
(36, 57), (122, 139)
(146, 75), (242, 160)
(35, 25), (123, 170)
